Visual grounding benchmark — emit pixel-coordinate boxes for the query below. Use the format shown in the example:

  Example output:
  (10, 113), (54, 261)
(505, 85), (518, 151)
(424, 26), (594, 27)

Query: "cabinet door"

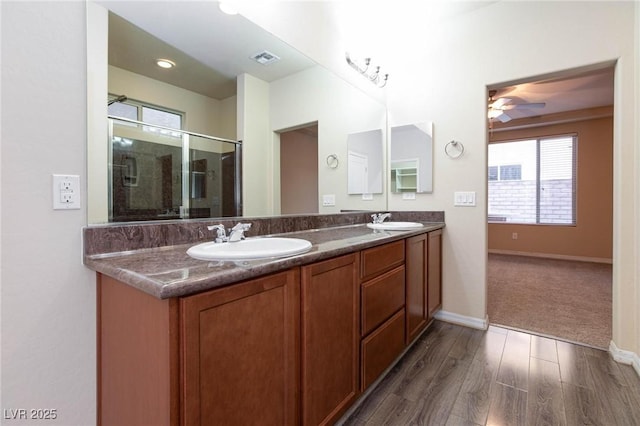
(427, 229), (443, 319)
(181, 269), (300, 426)
(405, 233), (428, 344)
(361, 309), (406, 390)
(301, 253), (359, 426)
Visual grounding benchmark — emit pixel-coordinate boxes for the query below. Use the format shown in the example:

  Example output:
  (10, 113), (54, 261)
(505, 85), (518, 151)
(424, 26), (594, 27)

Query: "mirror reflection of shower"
(108, 116), (242, 222)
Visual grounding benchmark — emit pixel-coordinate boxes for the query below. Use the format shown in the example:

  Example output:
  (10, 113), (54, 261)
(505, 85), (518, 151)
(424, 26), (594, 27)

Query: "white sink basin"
(366, 221), (424, 231)
(187, 237), (312, 261)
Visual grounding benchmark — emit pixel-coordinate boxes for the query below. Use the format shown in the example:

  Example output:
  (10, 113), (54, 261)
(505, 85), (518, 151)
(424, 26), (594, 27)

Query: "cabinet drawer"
(361, 309), (405, 391)
(361, 240), (405, 280)
(361, 266), (405, 336)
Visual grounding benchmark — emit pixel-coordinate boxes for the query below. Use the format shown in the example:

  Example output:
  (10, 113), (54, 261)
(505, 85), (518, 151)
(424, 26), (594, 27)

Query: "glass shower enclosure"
(108, 116), (242, 222)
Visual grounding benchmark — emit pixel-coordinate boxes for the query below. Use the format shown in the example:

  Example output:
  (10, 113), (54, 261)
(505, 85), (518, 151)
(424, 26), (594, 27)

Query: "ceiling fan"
(488, 89), (546, 123)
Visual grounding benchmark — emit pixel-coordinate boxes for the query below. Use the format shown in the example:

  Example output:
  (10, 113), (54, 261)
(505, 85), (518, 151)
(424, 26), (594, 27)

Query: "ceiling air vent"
(250, 50), (280, 65)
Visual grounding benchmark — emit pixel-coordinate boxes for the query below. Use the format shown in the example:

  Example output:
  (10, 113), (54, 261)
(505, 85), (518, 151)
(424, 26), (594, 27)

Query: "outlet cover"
(53, 174), (81, 210)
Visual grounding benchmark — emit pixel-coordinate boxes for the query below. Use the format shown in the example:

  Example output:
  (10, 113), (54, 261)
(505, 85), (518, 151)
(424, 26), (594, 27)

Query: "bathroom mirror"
(87, 1), (387, 223)
(390, 122), (433, 193)
(347, 129), (383, 194)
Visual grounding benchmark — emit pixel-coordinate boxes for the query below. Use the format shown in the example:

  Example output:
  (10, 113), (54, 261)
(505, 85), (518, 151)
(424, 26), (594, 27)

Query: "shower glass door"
(108, 116), (241, 222)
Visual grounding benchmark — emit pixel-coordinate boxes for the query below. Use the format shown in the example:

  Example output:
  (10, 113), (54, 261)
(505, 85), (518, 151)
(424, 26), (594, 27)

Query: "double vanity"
(84, 211), (444, 425)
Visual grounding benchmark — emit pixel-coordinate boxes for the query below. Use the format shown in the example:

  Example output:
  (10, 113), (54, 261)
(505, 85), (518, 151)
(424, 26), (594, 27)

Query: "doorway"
(486, 64), (615, 348)
(280, 124), (319, 214)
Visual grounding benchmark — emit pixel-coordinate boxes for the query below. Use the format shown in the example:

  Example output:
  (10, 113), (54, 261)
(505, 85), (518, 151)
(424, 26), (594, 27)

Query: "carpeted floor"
(488, 253), (612, 348)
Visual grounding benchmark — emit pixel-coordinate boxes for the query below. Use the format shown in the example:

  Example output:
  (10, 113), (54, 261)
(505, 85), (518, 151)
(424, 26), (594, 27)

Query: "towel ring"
(445, 140), (464, 159)
(326, 154), (339, 169)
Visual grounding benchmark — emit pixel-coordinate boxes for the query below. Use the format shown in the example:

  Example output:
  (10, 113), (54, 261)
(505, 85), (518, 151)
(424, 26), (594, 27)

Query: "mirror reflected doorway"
(280, 124), (319, 214)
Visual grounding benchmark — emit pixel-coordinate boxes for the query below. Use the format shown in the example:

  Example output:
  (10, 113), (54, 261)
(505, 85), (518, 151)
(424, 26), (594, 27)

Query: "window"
(488, 166), (498, 181)
(488, 135), (576, 225)
(108, 97), (183, 138)
(499, 164), (521, 181)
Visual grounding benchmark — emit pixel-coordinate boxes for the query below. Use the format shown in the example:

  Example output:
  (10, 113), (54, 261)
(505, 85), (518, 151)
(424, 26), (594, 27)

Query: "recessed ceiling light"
(156, 59), (176, 69)
(219, 2), (238, 15)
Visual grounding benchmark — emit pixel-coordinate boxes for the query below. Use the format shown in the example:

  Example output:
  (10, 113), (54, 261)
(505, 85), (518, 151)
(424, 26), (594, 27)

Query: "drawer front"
(361, 240), (405, 280)
(361, 266), (405, 336)
(361, 309), (406, 391)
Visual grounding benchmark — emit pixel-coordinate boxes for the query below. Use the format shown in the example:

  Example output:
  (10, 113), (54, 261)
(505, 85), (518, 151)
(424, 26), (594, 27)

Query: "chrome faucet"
(371, 212), (392, 224)
(228, 222), (251, 242)
(207, 222), (252, 243)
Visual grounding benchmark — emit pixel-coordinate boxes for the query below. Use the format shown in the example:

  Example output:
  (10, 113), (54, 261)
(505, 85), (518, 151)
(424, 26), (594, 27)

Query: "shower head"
(108, 95), (128, 106)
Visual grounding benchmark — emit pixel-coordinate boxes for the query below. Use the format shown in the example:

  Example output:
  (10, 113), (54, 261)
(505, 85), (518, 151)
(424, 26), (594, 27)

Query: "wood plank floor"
(339, 321), (640, 426)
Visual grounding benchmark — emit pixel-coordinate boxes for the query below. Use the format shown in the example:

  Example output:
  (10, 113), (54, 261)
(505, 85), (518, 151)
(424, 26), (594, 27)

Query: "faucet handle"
(371, 212), (391, 224)
(228, 222), (252, 242)
(207, 224), (227, 243)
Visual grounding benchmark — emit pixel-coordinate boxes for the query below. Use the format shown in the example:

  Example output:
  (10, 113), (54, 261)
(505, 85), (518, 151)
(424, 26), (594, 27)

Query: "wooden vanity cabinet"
(98, 228), (442, 426)
(180, 269), (300, 426)
(300, 253), (360, 426)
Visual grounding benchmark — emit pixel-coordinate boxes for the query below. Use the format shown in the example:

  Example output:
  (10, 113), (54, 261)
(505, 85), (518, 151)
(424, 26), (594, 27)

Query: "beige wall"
(238, 73), (272, 216)
(488, 115), (614, 261)
(2, 3), (97, 424)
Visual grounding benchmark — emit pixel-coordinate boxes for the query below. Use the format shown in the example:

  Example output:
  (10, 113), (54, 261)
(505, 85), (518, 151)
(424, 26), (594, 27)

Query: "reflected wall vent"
(250, 50), (280, 65)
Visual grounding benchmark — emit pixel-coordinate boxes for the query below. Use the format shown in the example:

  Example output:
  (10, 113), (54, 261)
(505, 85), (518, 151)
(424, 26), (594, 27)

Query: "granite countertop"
(85, 222), (445, 299)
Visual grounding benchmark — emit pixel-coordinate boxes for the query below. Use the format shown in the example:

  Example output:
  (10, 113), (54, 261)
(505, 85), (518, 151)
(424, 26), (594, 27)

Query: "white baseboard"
(489, 249), (612, 264)
(609, 340), (640, 378)
(434, 310), (488, 330)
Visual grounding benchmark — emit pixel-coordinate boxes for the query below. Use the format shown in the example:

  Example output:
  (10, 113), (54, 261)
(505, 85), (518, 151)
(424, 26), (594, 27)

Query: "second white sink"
(187, 237), (312, 261)
(366, 221), (424, 231)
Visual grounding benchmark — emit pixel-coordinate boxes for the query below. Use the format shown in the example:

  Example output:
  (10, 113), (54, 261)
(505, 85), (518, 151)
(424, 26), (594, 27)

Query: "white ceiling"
(104, 1), (615, 120)
(105, 1), (315, 100)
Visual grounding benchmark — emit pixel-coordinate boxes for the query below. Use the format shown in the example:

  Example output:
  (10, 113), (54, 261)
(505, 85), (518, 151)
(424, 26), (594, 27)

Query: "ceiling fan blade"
(491, 98), (511, 109)
(496, 112), (512, 123)
(503, 102), (546, 110)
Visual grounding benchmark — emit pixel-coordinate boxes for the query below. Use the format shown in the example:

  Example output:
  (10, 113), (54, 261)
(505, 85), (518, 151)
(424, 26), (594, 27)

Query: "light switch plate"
(402, 192), (416, 200)
(322, 194), (336, 206)
(53, 174), (81, 210)
(362, 193), (373, 201)
(454, 191), (476, 207)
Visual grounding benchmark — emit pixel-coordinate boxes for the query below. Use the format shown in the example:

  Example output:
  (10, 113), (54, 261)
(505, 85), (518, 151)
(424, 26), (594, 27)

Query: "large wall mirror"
(87, 1), (387, 224)
(390, 122), (433, 193)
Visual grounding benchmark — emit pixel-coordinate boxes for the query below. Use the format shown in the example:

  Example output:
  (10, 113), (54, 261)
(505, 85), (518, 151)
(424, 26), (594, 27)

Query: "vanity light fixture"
(156, 59), (176, 69)
(345, 53), (388, 88)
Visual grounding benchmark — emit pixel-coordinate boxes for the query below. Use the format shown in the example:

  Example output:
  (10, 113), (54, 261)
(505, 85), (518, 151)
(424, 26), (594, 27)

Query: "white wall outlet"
(512, 233), (518, 240)
(53, 174), (81, 210)
(362, 193), (373, 201)
(454, 191), (476, 207)
(322, 194), (336, 207)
